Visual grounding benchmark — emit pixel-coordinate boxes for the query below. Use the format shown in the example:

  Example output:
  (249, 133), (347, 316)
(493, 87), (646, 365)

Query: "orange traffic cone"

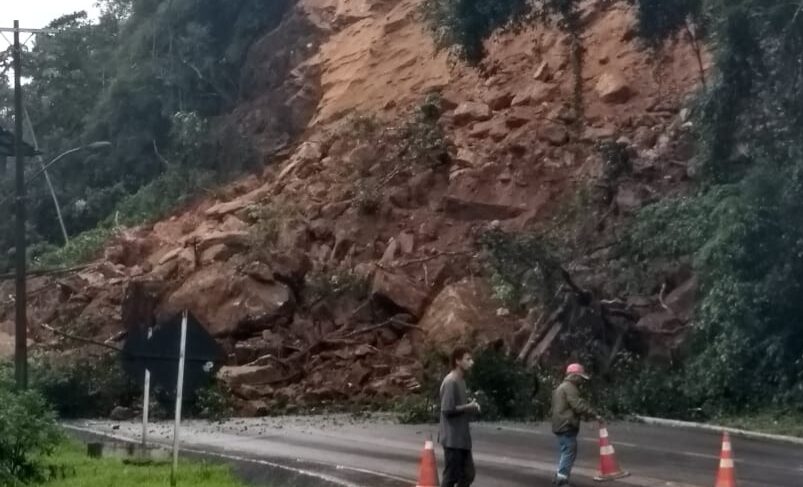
(715, 432), (736, 487)
(594, 423), (630, 482)
(415, 440), (439, 487)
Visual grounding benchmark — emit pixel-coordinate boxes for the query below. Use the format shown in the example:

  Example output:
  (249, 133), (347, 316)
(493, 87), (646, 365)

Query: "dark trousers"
(442, 447), (475, 487)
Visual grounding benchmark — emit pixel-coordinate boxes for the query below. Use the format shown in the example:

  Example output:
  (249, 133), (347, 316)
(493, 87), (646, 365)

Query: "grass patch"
(42, 441), (253, 487)
(713, 411), (803, 438)
(32, 226), (115, 270)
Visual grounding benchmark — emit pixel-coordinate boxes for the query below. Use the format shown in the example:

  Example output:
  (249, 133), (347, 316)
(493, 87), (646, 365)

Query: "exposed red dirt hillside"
(0, 0), (707, 414)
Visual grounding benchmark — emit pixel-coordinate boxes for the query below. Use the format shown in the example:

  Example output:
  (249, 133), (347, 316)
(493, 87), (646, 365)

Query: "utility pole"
(0, 22), (54, 389)
(13, 20), (27, 390)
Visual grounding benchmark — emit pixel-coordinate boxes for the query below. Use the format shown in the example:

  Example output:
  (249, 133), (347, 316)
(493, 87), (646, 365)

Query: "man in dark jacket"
(551, 363), (601, 486)
(439, 346), (481, 487)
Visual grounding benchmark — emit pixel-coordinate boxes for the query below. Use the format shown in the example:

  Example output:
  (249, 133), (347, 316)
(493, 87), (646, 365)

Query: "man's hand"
(468, 399), (481, 413)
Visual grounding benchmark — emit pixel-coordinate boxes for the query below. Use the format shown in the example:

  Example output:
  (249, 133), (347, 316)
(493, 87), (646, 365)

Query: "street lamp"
(0, 141), (113, 208)
(25, 141), (112, 187)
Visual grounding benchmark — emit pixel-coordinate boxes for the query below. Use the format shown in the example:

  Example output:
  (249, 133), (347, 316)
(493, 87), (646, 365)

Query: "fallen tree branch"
(153, 139), (170, 169)
(518, 293), (571, 363)
(395, 250), (473, 268)
(348, 298), (372, 319)
(341, 317), (423, 339)
(659, 282), (670, 311)
(104, 330), (127, 345)
(40, 323), (123, 353)
(244, 353), (291, 369)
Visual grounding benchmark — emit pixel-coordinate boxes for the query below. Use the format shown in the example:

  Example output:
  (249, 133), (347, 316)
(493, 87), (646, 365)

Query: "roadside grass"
(41, 441), (255, 487)
(714, 410), (803, 438)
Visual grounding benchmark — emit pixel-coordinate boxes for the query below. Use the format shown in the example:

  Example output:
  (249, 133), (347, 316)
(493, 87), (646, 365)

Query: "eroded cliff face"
(0, 0), (706, 413)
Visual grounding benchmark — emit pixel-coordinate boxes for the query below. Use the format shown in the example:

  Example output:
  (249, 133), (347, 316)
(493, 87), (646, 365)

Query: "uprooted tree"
(479, 229), (638, 372)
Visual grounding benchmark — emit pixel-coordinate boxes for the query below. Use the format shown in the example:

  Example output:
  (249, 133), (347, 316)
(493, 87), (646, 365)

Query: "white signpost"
(170, 311), (189, 486)
(142, 328), (152, 449)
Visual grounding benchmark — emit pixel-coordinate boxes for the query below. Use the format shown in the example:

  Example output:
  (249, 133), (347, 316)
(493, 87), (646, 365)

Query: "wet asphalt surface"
(67, 415), (803, 487)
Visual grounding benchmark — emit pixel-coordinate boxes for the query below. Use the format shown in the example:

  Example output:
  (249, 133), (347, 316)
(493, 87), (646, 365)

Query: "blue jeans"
(555, 432), (578, 482)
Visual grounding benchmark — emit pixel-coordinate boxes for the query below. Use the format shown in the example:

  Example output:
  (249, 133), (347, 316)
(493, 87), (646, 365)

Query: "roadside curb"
(633, 416), (803, 446)
(62, 424), (376, 487)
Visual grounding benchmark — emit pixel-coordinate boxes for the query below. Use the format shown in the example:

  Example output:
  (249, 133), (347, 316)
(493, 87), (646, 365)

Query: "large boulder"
(596, 72), (635, 104)
(218, 365), (286, 388)
(443, 196), (525, 221)
(372, 270), (429, 318)
(470, 119), (509, 142)
(453, 102), (492, 125)
(205, 185), (271, 218)
(418, 279), (508, 350)
(196, 230), (250, 253)
(159, 263), (294, 337)
(539, 124), (569, 146)
(511, 81), (556, 107)
(483, 89), (514, 111)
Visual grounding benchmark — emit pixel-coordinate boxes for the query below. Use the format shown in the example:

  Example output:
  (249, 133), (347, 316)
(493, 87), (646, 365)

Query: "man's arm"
(565, 384), (599, 419)
(441, 380), (477, 417)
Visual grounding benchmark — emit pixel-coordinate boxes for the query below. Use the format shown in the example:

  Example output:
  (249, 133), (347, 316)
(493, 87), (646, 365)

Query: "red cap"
(566, 363), (590, 380)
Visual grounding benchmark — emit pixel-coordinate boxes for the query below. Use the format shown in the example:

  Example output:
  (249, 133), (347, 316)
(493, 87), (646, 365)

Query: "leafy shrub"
(467, 348), (537, 420)
(630, 0), (705, 48)
(113, 166), (215, 227)
(355, 183), (381, 215)
(31, 353), (139, 419)
(397, 348), (447, 424)
(304, 268), (370, 305)
(420, 0), (533, 63)
(478, 229), (565, 312)
(396, 395), (438, 424)
(340, 113), (380, 142)
(246, 199), (304, 260)
(397, 111), (449, 170)
(190, 381), (234, 421)
(0, 364), (62, 485)
(33, 226), (114, 269)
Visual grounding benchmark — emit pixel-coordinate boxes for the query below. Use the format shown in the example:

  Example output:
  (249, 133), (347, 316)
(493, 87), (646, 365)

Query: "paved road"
(70, 416), (803, 487)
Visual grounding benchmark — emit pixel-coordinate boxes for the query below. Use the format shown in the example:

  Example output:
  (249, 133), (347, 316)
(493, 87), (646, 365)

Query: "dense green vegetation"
(611, 0), (803, 417)
(0, 0), (291, 272)
(0, 364), (62, 485)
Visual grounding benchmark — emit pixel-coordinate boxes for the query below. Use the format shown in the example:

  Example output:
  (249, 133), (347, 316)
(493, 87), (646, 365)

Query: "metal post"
(142, 327), (153, 449)
(142, 369), (150, 447)
(13, 20), (27, 390)
(171, 311), (188, 487)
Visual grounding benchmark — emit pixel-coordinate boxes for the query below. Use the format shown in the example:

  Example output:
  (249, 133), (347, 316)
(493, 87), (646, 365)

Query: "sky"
(3, 0), (100, 30)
